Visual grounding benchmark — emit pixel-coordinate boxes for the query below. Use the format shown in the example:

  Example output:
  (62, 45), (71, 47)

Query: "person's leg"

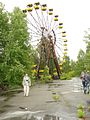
(26, 86), (29, 96)
(89, 82), (90, 93)
(87, 83), (89, 94)
(82, 81), (85, 89)
(82, 81), (86, 94)
(24, 85), (26, 96)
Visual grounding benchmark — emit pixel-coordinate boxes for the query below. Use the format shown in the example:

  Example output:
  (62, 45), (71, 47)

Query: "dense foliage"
(0, 3), (35, 90)
(66, 28), (90, 78)
(61, 28), (90, 79)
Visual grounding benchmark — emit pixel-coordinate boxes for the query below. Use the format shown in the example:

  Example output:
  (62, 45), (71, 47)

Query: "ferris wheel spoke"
(56, 38), (62, 41)
(56, 37), (62, 40)
(56, 42), (63, 47)
(30, 34), (41, 39)
(55, 44), (63, 52)
(41, 12), (45, 27)
(53, 27), (60, 32)
(53, 27), (61, 32)
(27, 19), (41, 33)
(48, 15), (54, 31)
(56, 46), (63, 53)
(35, 10), (43, 27)
(29, 31), (41, 36)
(48, 22), (58, 35)
(42, 11), (48, 29)
(29, 12), (42, 30)
(56, 50), (61, 58)
(30, 39), (39, 42)
(30, 36), (41, 40)
(56, 50), (63, 58)
(53, 22), (62, 31)
(52, 29), (56, 44)
(51, 21), (57, 30)
(28, 27), (41, 35)
(55, 32), (62, 35)
(46, 10), (49, 30)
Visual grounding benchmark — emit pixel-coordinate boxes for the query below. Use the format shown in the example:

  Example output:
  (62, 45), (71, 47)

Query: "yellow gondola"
(59, 23), (63, 25)
(34, 2), (40, 10)
(34, 5), (39, 10)
(63, 39), (67, 42)
(63, 55), (67, 59)
(58, 26), (63, 29)
(62, 34), (66, 37)
(26, 7), (33, 12)
(62, 31), (66, 34)
(39, 70), (44, 72)
(59, 63), (62, 66)
(58, 23), (63, 29)
(64, 48), (68, 51)
(41, 4), (47, 11)
(63, 60), (66, 63)
(34, 2), (40, 5)
(54, 15), (58, 21)
(49, 12), (53, 15)
(60, 67), (62, 70)
(63, 44), (67, 46)
(49, 9), (53, 15)
(32, 65), (37, 67)
(54, 18), (58, 21)
(64, 52), (67, 54)
(27, 4), (33, 7)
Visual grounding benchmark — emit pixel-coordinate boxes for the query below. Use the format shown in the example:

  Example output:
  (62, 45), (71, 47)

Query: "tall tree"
(84, 28), (90, 52)
(62, 56), (71, 73)
(83, 28), (90, 71)
(0, 5), (36, 89)
(4, 7), (33, 86)
(0, 2), (10, 89)
(75, 49), (85, 75)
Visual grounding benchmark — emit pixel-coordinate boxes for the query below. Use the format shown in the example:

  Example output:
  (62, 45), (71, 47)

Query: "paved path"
(0, 77), (90, 120)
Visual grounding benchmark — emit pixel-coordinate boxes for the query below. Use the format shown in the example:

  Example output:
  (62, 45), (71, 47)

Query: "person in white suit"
(22, 74), (31, 96)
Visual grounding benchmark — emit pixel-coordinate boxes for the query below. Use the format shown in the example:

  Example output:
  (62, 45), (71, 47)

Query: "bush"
(40, 75), (53, 84)
(77, 109), (85, 118)
(77, 103), (85, 118)
(60, 71), (75, 80)
(39, 66), (53, 83)
(77, 104), (84, 110)
(52, 94), (60, 102)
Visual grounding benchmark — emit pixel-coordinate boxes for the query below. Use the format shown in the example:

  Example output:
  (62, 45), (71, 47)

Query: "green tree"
(0, 3), (10, 89)
(84, 51), (90, 71)
(84, 28), (90, 52)
(62, 56), (71, 73)
(83, 28), (90, 71)
(75, 49), (85, 75)
(0, 5), (36, 89)
(70, 60), (76, 71)
(4, 7), (33, 87)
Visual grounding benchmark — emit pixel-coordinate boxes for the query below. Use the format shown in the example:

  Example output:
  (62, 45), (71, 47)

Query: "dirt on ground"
(0, 77), (90, 120)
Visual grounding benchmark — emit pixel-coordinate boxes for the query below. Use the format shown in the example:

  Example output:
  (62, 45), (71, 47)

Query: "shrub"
(60, 71), (75, 80)
(52, 94), (60, 102)
(77, 109), (85, 118)
(77, 103), (85, 118)
(39, 66), (53, 83)
(77, 104), (84, 110)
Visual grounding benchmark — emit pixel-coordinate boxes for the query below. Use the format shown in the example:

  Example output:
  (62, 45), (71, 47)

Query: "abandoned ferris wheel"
(23, 2), (68, 79)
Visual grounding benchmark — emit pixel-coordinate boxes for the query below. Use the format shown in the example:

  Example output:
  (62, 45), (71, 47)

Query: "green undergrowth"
(60, 71), (75, 80)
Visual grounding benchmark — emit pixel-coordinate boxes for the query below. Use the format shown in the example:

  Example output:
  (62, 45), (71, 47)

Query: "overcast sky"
(1, 0), (90, 60)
